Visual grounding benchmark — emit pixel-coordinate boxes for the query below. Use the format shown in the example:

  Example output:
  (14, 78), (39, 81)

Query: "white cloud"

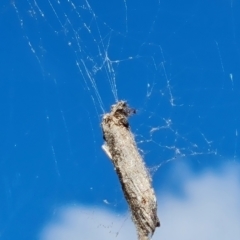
(39, 206), (136, 240)
(39, 162), (240, 240)
(156, 162), (240, 240)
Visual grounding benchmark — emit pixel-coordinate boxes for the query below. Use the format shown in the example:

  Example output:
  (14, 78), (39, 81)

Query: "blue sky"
(0, 0), (240, 239)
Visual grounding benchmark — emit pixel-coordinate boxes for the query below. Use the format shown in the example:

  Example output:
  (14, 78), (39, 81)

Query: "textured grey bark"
(101, 101), (160, 240)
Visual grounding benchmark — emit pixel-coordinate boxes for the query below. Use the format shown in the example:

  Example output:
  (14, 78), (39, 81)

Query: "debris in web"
(101, 101), (160, 240)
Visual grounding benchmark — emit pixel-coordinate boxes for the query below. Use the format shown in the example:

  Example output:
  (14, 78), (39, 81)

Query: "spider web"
(1, 0), (239, 239)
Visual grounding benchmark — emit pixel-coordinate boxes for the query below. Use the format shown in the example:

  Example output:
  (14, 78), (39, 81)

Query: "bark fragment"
(101, 101), (160, 240)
